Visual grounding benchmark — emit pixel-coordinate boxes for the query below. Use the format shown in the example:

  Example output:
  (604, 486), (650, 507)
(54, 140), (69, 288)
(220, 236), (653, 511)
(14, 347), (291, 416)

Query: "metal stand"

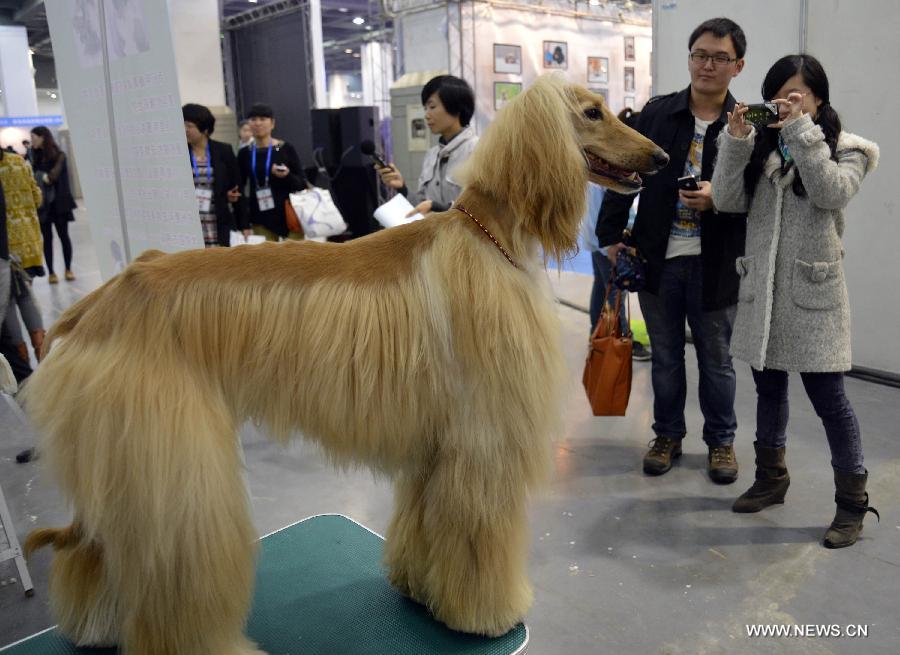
(0, 392), (35, 597)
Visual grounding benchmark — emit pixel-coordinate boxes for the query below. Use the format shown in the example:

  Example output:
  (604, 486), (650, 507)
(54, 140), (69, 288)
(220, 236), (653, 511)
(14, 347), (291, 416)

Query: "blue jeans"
(590, 251), (629, 335)
(751, 368), (864, 474)
(638, 256), (737, 447)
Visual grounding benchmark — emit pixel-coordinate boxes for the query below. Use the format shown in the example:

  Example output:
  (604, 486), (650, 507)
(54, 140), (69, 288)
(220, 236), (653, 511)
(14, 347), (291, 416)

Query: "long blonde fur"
(22, 75), (664, 654)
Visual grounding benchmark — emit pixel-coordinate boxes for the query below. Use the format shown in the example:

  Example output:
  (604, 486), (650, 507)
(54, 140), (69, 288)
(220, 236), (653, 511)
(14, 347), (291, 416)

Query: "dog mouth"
(584, 150), (642, 189)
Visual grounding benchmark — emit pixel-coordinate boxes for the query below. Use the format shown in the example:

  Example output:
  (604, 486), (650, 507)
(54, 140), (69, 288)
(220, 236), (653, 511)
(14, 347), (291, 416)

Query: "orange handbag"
(582, 283), (633, 416)
(284, 198), (304, 234)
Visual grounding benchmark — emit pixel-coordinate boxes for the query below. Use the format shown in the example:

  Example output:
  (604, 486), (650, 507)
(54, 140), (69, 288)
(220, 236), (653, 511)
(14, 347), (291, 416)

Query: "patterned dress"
(0, 152), (43, 268)
(192, 156), (218, 248)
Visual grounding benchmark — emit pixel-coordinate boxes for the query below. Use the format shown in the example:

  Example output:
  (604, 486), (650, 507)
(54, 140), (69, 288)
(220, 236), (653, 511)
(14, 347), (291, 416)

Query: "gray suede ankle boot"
(823, 469), (879, 549)
(732, 442), (789, 513)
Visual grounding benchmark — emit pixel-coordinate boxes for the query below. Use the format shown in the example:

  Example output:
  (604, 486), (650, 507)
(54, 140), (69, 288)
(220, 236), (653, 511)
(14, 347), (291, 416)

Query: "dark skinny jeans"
(751, 368), (864, 474)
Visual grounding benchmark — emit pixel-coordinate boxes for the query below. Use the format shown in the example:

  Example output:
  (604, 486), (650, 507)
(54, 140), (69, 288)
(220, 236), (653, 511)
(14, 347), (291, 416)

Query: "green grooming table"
(1, 514), (528, 654)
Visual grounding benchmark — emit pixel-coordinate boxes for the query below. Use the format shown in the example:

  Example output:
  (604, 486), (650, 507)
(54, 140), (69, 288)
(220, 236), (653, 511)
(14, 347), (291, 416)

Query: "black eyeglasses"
(689, 52), (738, 66)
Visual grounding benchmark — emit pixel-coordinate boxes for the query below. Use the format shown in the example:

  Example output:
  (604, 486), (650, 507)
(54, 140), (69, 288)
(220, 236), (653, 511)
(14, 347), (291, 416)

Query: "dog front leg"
(384, 466), (435, 605)
(421, 451), (533, 637)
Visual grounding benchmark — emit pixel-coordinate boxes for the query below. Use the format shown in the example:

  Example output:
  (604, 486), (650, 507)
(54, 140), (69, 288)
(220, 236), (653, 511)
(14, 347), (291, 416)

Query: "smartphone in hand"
(677, 175), (699, 191)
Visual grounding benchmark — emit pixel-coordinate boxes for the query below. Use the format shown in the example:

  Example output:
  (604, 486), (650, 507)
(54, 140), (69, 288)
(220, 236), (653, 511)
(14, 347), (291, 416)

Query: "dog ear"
(461, 75), (586, 264)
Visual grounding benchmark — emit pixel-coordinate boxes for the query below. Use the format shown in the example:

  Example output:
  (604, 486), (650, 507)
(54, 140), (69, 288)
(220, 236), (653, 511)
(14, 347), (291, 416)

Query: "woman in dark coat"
(30, 126), (76, 282)
(182, 104), (249, 247)
(237, 103), (306, 241)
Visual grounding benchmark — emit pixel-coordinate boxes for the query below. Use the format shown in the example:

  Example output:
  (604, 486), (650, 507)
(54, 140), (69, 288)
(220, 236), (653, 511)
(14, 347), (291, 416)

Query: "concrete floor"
(1, 215), (898, 654)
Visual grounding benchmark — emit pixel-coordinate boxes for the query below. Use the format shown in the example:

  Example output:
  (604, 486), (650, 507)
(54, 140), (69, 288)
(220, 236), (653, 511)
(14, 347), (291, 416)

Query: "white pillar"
(0, 25), (38, 116)
(167, 0), (226, 106)
(308, 0), (327, 108)
(362, 41), (392, 120)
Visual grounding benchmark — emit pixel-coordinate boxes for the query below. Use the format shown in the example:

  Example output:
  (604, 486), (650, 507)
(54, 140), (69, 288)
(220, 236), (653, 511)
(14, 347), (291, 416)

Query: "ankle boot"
(823, 469), (879, 549)
(732, 442), (790, 513)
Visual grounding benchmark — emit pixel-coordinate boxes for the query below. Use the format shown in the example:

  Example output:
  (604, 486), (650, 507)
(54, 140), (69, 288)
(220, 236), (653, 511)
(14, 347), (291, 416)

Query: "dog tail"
(23, 525), (81, 558)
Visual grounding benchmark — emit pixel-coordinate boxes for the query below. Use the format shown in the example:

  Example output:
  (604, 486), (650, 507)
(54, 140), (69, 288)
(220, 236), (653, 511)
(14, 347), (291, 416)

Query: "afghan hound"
(22, 74), (666, 655)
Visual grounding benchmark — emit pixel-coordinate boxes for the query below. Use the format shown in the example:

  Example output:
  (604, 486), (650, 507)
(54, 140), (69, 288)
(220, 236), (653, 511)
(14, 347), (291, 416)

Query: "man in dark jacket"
(597, 17), (748, 483)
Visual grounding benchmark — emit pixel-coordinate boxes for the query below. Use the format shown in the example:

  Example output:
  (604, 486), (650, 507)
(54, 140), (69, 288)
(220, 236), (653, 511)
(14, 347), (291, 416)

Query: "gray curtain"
(230, 11), (314, 166)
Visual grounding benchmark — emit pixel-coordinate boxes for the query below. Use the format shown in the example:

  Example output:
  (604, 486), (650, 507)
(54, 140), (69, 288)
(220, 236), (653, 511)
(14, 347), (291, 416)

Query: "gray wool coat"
(711, 114), (879, 372)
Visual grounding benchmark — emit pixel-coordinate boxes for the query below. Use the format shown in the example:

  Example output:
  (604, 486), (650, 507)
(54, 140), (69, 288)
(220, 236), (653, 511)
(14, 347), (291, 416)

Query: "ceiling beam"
(14, 0), (44, 22)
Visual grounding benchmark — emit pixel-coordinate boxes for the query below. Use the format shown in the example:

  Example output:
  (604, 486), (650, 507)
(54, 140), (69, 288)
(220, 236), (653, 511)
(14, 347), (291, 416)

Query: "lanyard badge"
(191, 142), (213, 212)
(252, 142), (276, 211)
(251, 142), (274, 189)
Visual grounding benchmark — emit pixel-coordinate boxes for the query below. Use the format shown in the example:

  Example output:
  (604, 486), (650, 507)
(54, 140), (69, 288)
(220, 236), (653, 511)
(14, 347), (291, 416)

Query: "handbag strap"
(591, 272), (632, 340)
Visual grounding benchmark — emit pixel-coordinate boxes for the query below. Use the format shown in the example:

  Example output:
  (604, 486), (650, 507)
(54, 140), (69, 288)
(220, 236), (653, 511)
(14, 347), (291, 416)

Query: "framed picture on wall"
(624, 95), (636, 110)
(494, 82), (523, 110)
(624, 67), (635, 92)
(587, 56), (609, 84)
(542, 40), (568, 69)
(624, 35), (635, 61)
(494, 44), (522, 75)
(589, 88), (609, 105)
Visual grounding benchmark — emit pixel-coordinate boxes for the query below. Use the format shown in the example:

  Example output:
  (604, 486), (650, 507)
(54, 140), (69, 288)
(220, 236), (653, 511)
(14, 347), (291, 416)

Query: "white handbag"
(288, 187), (347, 238)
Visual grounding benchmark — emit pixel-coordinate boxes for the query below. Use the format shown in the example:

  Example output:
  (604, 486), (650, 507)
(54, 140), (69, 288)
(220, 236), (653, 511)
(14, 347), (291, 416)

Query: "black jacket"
(596, 86), (746, 310)
(238, 141), (306, 238)
(32, 150), (77, 221)
(201, 139), (248, 247)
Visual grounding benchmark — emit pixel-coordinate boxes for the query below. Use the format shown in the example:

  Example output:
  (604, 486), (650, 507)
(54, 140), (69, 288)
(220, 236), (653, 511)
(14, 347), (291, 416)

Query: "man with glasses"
(597, 17), (748, 483)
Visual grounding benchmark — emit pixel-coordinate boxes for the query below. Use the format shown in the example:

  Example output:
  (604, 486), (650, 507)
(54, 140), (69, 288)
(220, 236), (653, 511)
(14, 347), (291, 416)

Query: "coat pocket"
(735, 255), (755, 302)
(791, 259), (844, 310)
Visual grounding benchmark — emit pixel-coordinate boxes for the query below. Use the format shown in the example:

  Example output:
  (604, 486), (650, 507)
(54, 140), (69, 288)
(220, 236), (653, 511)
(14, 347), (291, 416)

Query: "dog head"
(570, 86), (668, 194)
(460, 75), (667, 263)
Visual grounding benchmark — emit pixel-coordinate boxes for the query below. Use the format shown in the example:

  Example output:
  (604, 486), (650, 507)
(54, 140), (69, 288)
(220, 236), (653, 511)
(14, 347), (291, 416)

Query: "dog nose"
(653, 150), (669, 168)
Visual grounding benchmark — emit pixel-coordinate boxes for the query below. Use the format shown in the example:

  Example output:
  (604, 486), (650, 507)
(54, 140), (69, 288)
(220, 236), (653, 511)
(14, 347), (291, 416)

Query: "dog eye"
(584, 107), (603, 121)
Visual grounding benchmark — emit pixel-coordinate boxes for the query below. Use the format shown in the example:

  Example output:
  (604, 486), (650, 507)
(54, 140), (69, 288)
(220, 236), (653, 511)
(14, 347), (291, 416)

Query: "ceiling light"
(365, 25), (373, 30)
(352, 16), (365, 25)
(338, 7), (348, 12)
(345, 48), (353, 54)
(50, 93), (57, 99)
(352, 53), (361, 58)
(589, 0), (600, 5)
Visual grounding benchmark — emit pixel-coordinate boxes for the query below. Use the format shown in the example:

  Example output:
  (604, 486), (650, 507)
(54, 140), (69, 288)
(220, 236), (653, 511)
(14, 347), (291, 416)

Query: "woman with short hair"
(237, 103), (306, 241)
(182, 103), (248, 247)
(376, 75), (478, 217)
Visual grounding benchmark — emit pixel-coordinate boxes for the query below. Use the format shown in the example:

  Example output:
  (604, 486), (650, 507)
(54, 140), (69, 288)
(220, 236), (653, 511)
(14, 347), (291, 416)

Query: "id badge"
(256, 187), (275, 211)
(195, 188), (212, 213)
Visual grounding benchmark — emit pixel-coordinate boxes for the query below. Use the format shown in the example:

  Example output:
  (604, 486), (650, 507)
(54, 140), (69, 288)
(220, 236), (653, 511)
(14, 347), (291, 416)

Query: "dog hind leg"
(49, 536), (121, 647)
(66, 371), (264, 655)
(25, 524), (120, 647)
(113, 390), (264, 655)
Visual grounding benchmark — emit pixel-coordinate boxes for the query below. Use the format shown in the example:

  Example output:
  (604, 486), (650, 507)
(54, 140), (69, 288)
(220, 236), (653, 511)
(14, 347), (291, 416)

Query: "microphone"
(360, 140), (388, 168)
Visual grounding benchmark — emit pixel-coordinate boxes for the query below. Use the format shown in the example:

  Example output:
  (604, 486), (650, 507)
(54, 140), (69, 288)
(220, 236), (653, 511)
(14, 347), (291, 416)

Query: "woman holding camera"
(376, 75), (477, 217)
(712, 55), (879, 548)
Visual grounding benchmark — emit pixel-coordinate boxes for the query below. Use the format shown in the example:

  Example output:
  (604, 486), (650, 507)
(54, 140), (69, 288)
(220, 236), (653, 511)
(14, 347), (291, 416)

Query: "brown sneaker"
(643, 437), (682, 475)
(708, 444), (738, 484)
